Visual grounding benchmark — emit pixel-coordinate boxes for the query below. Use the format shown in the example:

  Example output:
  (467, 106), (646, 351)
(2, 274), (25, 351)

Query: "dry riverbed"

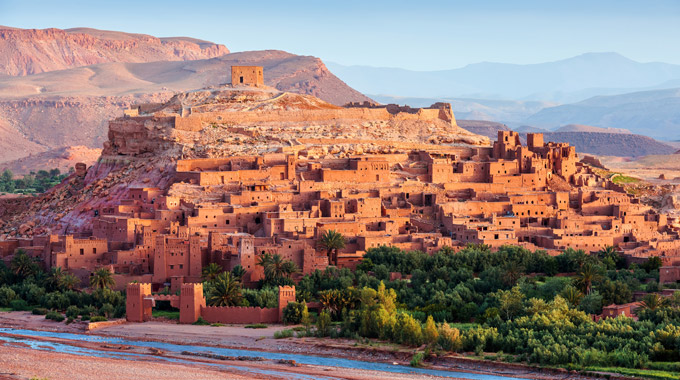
(0, 311), (608, 380)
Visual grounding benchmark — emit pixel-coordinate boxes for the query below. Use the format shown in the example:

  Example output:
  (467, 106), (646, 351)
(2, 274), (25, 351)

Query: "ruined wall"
(171, 106), (455, 132)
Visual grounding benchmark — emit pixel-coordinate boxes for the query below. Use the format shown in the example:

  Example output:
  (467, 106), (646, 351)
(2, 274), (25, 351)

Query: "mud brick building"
(2, 74), (679, 293)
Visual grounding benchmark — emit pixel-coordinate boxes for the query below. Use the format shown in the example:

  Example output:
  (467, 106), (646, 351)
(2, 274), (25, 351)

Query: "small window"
(80, 249), (84, 255)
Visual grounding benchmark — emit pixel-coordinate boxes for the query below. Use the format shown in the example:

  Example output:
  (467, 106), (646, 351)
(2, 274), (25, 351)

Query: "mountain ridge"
(0, 26), (230, 76)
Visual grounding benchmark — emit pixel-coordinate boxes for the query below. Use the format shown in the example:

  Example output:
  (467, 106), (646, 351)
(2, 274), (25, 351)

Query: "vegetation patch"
(245, 323), (268, 329)
(152, 309), (179, 320)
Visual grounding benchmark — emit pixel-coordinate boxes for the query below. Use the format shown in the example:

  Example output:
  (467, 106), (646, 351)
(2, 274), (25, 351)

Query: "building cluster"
(2, 128), (679, 290)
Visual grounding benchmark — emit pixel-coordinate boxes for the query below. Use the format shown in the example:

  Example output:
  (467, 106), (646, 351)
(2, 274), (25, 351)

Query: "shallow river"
(0, 328), (531, 380)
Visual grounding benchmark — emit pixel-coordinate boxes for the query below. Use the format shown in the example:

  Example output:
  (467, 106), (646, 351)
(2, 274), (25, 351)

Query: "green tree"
(494, 285), (525, 320)
(638, 293), (668, 311)
(231, 264), (246, 280)
(574, 262), (603, 294)
(264, 254), (299, 283)
(60, 273), (80, 291)
(560, 285), (584, 307)
(317, 230), (346, 266)
(47, 267), (65, 291)
(641, 256), (663, 272)
(11, 250), (39, 279)
(579, 290), (603, 314)
(423, 315), (439, 345)
(207, 272), (243, 307)
(394, 312), (423, 346)
(301, 304), (311, 333)
(89, 268), (115, 290)
(316, 310), (332, 337)
(201, 263), (223, 282)
(438, 323), (462, 352)
(256, 252), (273, 270)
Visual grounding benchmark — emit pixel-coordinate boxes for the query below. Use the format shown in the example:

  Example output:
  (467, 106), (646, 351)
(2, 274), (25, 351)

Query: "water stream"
(0, 328), (531, 380)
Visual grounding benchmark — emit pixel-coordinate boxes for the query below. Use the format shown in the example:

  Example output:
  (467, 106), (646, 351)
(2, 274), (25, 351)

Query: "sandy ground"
(0, 344), (256, 380)
(0, 311), (599, 380)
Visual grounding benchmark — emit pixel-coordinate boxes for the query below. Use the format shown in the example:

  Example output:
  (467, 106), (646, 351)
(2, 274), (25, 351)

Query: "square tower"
(231, 66), (264, 86)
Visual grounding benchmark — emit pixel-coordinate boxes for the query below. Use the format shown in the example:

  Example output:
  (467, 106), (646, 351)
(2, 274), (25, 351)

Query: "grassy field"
(0, 307), (12, 312)
(152, 309), (179, 320)
(611, 174), (642, 184)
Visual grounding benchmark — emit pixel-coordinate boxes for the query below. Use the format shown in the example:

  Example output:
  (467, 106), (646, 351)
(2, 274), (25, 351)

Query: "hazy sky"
(1, 0), (679, 70)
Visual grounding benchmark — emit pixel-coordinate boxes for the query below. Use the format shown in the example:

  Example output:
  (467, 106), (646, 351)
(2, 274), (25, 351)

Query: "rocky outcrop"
(0, 26), (229, 76)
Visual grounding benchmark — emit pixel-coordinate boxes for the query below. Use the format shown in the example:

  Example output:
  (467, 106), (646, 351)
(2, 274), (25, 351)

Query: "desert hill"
(0, 26), (229, 76)
(0, 50), (372, 162)
(553, 124), (631, 134)
(456, 120), (510, 139)
(0, 146), (101, 176)
(524, 132), (676, 157)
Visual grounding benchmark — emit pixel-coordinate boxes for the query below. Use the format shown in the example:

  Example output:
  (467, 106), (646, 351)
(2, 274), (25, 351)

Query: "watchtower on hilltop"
(231, 66), (264, 86)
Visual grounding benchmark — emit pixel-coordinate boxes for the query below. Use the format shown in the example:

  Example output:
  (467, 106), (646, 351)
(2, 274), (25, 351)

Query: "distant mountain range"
(331, 53), (680, 141)
(328, 53), (680, 103)
(525, 88), (680, 140)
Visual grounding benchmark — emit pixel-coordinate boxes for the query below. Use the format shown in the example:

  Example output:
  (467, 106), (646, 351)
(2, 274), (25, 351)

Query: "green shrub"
(31, 307), (48, 315)
(274, 329), (294, 339)
(65, 305), (79, 319)
(438, 323), (462, 352)
(410, 352), (425, 367)
(90, 316), (107, 322)
(45, 311), (65, 322)
(192, 316), (209, 325)
(245, 323), (268, 329)
(10, 299), (30, 311)
(316, 310), (332, 337)
(282, 301), (305, 324)
(0, 286), (17, 306)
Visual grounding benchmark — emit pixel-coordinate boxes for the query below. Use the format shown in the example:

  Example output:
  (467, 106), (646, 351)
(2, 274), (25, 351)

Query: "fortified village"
(1, 67), (680, 323)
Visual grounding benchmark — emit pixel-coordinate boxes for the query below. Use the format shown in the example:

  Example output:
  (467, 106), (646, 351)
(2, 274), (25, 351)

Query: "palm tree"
(560, 285), (584, 307)
(201, 263), (223, 283)
(90, 267), (115, 290)
(231, 265), (246, 280)
(597, 246), (623, 269)
(256, 252), (273, 269)
(264, 254), (299, 282)
(574, 263), (603, 295)
(502, 261), (525, 286)
(10, 250), (37, 278)
(317, 230), (346, 266)
(60, 273), (80, 290)
(639, 293), (668, 311)
(47, 267), (65, 291)
(207, 272), (243, 307)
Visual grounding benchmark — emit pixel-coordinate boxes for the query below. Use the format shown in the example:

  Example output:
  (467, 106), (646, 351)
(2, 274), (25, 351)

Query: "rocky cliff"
(0, 26), (230, 76)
